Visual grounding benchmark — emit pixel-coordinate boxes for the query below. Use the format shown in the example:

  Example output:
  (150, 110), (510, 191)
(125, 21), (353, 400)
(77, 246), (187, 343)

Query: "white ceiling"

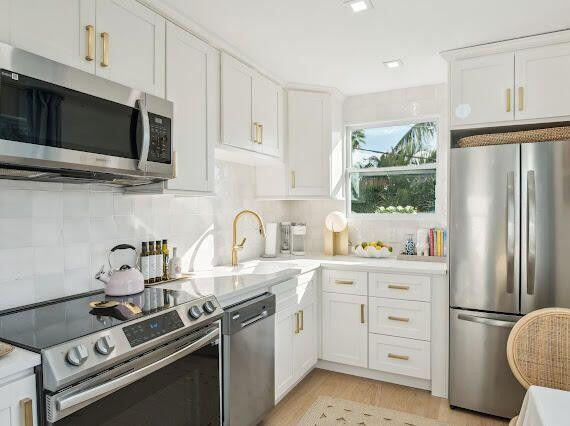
(168, 0), (570, 95)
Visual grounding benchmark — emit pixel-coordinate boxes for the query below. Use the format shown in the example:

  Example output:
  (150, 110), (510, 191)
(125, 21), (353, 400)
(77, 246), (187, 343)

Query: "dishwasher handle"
(241, 310), (269, 328)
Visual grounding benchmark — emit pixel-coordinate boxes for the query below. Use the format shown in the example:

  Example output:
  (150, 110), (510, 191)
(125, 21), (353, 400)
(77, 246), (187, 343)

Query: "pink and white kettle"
(95, 244), (145, 296)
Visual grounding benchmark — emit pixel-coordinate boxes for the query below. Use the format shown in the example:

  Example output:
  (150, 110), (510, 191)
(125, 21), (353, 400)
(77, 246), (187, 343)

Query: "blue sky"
(361, 124), (413, 153)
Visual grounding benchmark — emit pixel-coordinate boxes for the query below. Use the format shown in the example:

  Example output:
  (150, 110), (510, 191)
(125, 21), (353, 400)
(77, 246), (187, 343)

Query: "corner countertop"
(0, 346), (40, 382)
(157, 254), (446, 307)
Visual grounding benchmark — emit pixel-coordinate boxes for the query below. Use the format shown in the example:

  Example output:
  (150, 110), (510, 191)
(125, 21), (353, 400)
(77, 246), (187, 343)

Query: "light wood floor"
(262, 369), (508, 426)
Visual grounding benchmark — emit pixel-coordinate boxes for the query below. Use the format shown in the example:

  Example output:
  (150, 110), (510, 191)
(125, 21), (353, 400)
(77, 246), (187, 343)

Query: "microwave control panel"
(147, 113), (172, 164)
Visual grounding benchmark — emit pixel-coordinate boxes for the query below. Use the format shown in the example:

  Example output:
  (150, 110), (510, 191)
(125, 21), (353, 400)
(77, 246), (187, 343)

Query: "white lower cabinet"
(369, 334), (430, 380)
(0, 374), (37, 426)
(368, 297), (430, 341)
(273, 273), (318, 401)
(321, 292), (367, 368)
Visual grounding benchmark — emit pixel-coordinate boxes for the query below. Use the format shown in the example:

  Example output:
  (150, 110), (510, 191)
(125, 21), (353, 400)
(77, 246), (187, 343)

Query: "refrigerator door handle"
(527, 170), (536, 295)
(458, 313), (517, 328)
(506, 171), (515, 294)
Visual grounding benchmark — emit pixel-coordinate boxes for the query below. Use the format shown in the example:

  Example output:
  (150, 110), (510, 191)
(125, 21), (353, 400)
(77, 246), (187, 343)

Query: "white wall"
(289, 83), (448, 253)
(0, 160), (288, 310)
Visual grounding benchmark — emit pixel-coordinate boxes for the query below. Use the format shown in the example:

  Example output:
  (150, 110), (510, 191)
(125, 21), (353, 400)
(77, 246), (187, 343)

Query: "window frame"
(345, 116), (441, 220)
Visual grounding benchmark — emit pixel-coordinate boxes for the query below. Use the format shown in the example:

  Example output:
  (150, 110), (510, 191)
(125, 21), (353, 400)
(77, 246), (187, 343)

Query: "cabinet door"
(221, 53), (254, 150)
(8, 0), (95, 73)
(0, 374), (37, 426)
(252, 74), (280, 157)
(165, 22), (216, 192)
(275, 305), (297, 401)
(95, 0), (165, 96)
(451, 53), (514, 126)
(322, 292), (367, 368)
(295, 299), (318, 378)
(288, 90), (330, 196)
(515, 43), (570, 120)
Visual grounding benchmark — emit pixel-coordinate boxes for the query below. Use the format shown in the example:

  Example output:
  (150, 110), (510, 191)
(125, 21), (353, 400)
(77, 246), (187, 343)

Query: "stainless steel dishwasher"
(222, 293), (276, 426)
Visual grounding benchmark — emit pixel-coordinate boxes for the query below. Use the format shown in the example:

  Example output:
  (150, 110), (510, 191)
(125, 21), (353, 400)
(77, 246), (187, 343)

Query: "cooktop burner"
(0, 287), (203, 352)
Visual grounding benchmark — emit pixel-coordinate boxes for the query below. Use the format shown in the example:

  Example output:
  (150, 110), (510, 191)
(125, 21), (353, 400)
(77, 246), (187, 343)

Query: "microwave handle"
(137, 96), (150, 171)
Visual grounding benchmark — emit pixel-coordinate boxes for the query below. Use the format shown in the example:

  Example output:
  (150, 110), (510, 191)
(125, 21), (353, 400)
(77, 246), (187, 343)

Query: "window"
(347, 120), (438, 216)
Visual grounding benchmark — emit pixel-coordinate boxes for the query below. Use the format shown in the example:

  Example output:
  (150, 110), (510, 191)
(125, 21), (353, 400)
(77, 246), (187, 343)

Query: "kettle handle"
(111, 244), (136, 252)
(108, 244), (139, 271)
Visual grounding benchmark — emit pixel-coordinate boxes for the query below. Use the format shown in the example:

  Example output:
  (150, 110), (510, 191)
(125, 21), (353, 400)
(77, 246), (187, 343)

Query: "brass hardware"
(231, 210), (265, 266)
(518, 86), (524, 111)
(388, 284), (409, 290)
(299, 309), (304, 331)
(360, 304), (365, 324)
(100, 32), (109, 67)
(85, 25), (95, 61)
(252, 122), (260, 144)
(335, 279), (354, 285)
(388, 353), (409, 361)
(21, 398), (33, 426)
(506, 88), (511, 112)
(259, 123), (263, 144)
(295, 312), (300, 334)
(291, 171), (296, 189)
(172, 150), (178, 178)
(388, 315), (410, 322)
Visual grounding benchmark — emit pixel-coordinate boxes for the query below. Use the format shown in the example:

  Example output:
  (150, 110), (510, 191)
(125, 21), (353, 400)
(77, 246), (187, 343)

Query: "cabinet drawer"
(369, 272), (431, 302)
(369, 297), (430, 340)
(322, 269), (367, 295)
(369, 334), (430, 380)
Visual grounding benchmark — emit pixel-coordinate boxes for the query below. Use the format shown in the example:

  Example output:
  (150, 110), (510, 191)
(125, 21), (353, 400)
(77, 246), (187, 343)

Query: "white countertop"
(0, 346), (40, 382)
(157, 254), (446, 306)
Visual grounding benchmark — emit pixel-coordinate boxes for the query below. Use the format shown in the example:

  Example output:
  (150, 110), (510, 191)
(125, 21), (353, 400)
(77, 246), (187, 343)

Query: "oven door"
(46, 325), (221, 426)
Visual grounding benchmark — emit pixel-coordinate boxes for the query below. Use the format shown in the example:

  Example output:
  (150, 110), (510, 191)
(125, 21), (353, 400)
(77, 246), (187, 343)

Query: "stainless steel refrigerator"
(450, 139), (570, 418)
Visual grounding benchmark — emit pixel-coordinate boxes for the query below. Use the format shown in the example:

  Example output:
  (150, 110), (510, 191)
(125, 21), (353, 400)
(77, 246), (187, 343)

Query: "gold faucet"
(231, 209), (266, 267)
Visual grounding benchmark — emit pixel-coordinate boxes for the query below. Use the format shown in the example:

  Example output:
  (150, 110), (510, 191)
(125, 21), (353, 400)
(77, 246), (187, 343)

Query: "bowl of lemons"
(353, 241), (393, 258)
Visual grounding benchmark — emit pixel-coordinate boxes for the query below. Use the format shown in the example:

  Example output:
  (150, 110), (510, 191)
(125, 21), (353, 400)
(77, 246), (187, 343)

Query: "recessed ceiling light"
(344, 0), (373, 13)
(383, 59), (403, 69)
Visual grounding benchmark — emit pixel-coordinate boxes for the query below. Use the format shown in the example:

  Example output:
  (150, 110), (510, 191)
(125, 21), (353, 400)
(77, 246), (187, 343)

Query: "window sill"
(347, 212), (444, 222)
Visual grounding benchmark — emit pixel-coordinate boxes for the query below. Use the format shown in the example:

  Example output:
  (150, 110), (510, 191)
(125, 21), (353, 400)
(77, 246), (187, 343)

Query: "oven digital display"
(123, 310), (184, 347)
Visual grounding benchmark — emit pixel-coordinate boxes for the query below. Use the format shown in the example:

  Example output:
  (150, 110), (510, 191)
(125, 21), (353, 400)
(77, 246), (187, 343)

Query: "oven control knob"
(203, 300), (216, 314)
(188, 305), (203, 320)
(66, 344), (89, 366)
(95, 335), (115, 356)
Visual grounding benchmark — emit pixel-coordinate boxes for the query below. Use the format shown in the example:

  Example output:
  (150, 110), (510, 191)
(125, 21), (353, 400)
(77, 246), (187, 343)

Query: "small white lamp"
(324, 211), (349, 256)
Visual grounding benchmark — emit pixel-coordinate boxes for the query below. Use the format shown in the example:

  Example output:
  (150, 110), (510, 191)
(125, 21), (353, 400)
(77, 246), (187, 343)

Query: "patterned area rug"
(298, 396), (448, 425)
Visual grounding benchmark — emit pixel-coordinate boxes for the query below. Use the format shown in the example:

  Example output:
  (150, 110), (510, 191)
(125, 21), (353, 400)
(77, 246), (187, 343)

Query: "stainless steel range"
(0, 287), (222, 425)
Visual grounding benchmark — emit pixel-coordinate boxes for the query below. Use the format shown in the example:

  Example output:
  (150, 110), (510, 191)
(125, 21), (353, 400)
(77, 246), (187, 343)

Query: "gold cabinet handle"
(294, 312), (300, 334)
(335, 279), (354, 285)
(518, 86), (524, 111)
(299, 309), (304, 331)
(172, 150), (177, 178)
(252, 122), (258, 143)
(291, 171), (296, 189)
(21, 398), (33, 426)
(506, 88), (511, 112)
(388, 284), (409, 290)
(388, 353), (409, 361)
(85, 25), (95, 61)
(100, 32), (110, 67)
(259, 123), (263, 144)
(360, 304), (365, 324)
(388, 315), (410, 322)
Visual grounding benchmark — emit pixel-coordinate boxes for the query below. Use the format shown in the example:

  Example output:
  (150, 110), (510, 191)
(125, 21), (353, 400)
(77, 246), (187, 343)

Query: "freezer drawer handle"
(240, 310), (268, 328)
(458, 313), (517, 328)
(527, 170), (536, 295)
(506, 171), (515, 294)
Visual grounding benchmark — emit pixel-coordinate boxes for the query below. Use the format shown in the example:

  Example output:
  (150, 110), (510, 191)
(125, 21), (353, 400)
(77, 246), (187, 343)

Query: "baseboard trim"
(316, 360), (431, 391)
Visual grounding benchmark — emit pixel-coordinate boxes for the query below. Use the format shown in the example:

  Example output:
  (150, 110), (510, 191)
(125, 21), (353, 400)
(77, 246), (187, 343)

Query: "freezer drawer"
(449, 308), (525, 418)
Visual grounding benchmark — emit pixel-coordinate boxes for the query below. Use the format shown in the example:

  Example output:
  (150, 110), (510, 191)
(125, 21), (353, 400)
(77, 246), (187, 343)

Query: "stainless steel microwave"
(0, 42), (173, 186)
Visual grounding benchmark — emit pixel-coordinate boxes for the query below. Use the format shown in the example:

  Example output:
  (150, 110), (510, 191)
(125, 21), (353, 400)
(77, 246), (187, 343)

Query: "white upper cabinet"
(95, 0), (165, 96)
(451, 52), (514, 126)
(0, 1), (9, 44)
(252, 74), (281, 156)
(288, 90), (330, 197)
(164, 22), (217, 193)
(7, 0), (96, 73)
(515, 42), (570, 121)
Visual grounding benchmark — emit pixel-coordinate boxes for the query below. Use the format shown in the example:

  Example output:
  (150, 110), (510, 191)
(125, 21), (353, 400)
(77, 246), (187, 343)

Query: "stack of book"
(428, 228), (447, 257)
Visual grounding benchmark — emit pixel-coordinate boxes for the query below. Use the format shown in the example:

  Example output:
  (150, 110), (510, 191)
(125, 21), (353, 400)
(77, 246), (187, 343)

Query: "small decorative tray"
(0, 342), (14, 358)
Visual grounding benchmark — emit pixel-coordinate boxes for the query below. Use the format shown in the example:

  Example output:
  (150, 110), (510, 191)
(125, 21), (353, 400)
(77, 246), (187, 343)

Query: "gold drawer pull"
(291, 171), (296, 189)
(299, 309), (304, 331)
(506, 88), (511, 112)
(388, 284), (409, 290)
(85, 25), (95, 61)
(100, 32), (110, 67)
(21, 398), (33, 426)
(335, 279), (354, 285)
(295, 312), (300, 334)
(518, 86), (524, 111)
(388, 315), (410, 322)
(360, 304), (365, 323)
(388, 353), (409, 361)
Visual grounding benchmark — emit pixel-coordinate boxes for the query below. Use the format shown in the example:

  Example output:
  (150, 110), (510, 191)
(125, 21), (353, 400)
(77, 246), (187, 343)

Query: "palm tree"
(351, 129), (366, 150)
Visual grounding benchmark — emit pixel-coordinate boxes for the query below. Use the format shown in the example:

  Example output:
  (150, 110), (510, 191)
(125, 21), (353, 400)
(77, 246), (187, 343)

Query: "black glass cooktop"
(0, 287), (198, 352)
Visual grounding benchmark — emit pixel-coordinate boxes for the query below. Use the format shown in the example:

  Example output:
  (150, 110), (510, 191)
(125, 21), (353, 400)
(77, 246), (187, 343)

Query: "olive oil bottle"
(148, 241), (156, 284)
(141, 242), (150, 284)
(155, 240), (163, 283)
(162, 239), (169, 280)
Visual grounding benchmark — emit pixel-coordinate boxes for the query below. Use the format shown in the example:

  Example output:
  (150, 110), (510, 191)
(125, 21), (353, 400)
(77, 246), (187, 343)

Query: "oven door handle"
(56, 328), (219, 412)
(137, 95), (150, 172)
